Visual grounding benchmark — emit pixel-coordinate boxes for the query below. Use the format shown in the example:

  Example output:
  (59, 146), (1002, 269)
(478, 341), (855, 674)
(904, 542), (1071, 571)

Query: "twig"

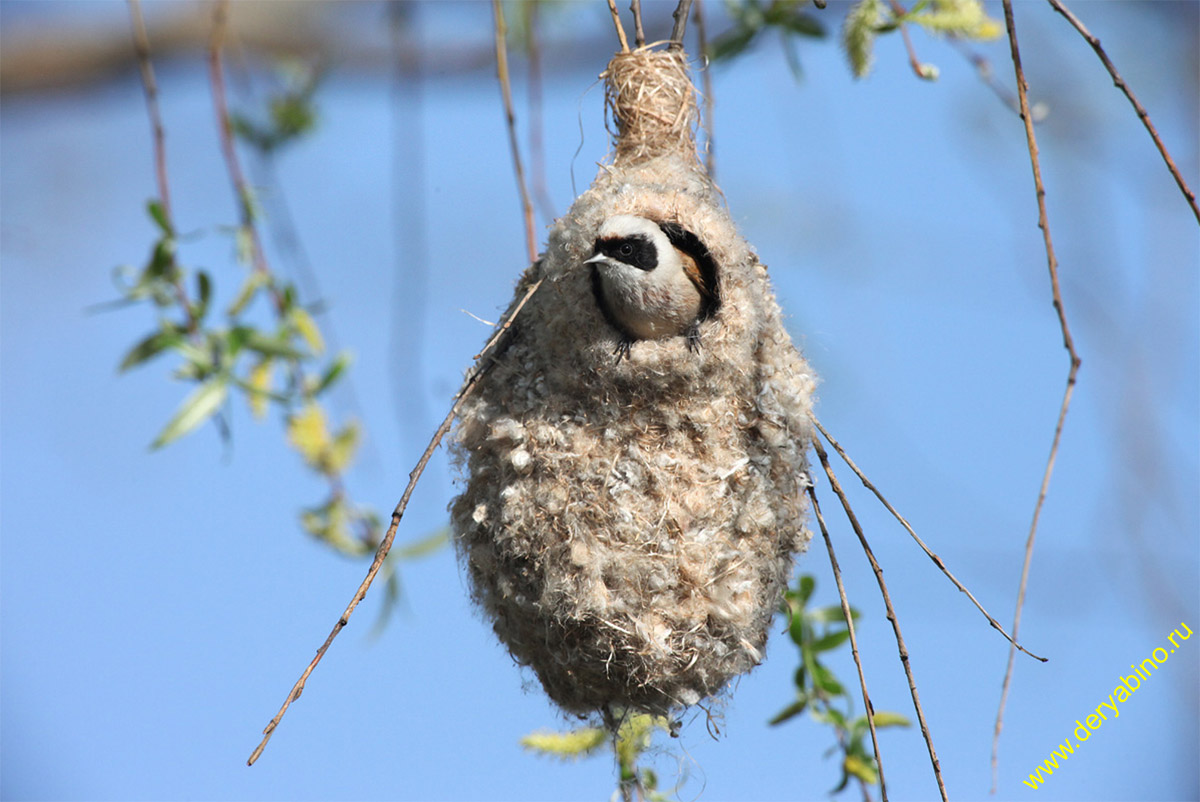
(525, 2), (556, 226)
(812, 436), (948, 802)
(949, 39), (1029, 120)
(128, 0), (172, 222)
(207, 0), (284, 316)
(127, 0), (198, 334)
(247, 276), (544, 766)
(992, 0), (1082, 791)
(670, 0), (694, 49)
(807, 481), (888, 802)
(811, 416), (1046, 663)
(886, 0), (930, 80)
(607, 0), (631, 53)
(694, 0), (716, 178)
(1046, 0), (1199, 224)
(492, 0), (538, 265)
(630, 0), (646, 48)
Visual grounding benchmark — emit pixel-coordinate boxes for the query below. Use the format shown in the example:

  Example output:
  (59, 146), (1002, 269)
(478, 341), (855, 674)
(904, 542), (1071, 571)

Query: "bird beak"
(583, 253), (606, 265)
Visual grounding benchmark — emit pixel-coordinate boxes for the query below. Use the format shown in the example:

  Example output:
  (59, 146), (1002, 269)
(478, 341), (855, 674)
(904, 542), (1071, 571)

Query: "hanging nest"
(449, 46), (817, 717)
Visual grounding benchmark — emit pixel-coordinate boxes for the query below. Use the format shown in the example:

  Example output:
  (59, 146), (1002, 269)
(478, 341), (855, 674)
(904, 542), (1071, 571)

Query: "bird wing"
(677, 250), (713, 300)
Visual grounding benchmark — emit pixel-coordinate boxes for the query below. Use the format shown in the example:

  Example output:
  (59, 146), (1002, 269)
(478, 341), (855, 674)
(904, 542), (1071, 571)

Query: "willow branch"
(694, 0), (716, 178)
(812, 436), (947, 802)
(607, 0), (631, 53)
(807, 481), (888, 802)
(630, 0), (646, 48)
(1047, 0), (1198, 224)
(670, 0), (694, 49)
(492, 0), (538, 264)
(525, 3), (555, 226)
(127, 0), (198, 334)
(992, 0), (1082, 791)
(811, 416), (1046, 663)
(247, 276), (544, 766)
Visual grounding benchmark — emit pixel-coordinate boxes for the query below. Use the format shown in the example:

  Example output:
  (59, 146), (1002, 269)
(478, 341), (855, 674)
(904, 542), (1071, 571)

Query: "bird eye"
(619, 243), (634, 256)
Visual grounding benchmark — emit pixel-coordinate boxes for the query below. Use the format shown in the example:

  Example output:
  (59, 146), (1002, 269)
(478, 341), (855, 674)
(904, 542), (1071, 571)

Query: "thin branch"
(127, 0), (199, 334)
(811, 416), (1046, 663)
(670, 0), (694, 49)
(630, 0), (646, 48)
(128, 0), (172, 221)
(525, 2), (556, 226)
(807, 482), (888, 802)
(886, 0), (931, 80)
(949, 39), (1031, 120)
(992, 0), (1082, 791)
(694, 0), (716, 178)
(607, 0), (631, 53)
(1046, 0), (1199, 224)
(812, 436), (948, 802)
(492, 0), (538, 265)
(247, 276), (544, 766)
(207, 0), (284, 315)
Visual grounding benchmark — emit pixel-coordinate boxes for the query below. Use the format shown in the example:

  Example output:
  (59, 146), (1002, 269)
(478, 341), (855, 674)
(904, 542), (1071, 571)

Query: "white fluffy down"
(449, 151), (818, 716)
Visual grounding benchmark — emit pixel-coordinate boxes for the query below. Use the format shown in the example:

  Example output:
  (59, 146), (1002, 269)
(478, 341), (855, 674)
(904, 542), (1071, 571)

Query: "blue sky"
(2, 1), (1197, 800)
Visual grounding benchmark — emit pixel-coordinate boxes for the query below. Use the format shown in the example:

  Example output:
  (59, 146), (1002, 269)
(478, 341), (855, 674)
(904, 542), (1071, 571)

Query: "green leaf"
(710, 26), (758, 62)
(146, 237), (177, 280)
(843, 752), (878, 785)
(151, 378), (228, 449)
(244, 330), (305, 360)
(520, 728), (608, 759)
(774, 11), (825, 37)
(814, 705), (847, 729)
(147, 199), (172, 236)
(812, 662), (846, 696)
(119, 328), (183, 372)
(195, 270), (212, 320)
(810, 604), (859, 624)
(869, 711), (912, 729)
(393, 527), (450, 561)
(798, 574), (816, 603)
(290, 306), (325, 355)
(245, 360), (274, 420)
(768, 697), (808, 726)
(314, 351), (351, 396)
(811, 628), (851, 653)
(228, 271), (267, 317)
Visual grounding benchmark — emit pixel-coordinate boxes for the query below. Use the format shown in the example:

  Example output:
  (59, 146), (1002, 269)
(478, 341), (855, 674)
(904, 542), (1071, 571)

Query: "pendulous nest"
(449, 47), (817, 717)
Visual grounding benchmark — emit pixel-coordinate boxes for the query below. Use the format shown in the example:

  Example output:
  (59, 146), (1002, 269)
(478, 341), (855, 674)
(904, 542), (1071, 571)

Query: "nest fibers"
(449, 47), (817, 716)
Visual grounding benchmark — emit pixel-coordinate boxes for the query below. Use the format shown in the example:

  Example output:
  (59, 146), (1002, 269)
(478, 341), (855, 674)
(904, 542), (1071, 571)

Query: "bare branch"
(127, 0), (198, 335)
(630, 0), (646, 49)
(694, 0), (716, 178)
(670, 0), (694, 49)
(812, 436), (948, 802)
(492, 0), (538, 264)
(992, 0), (1082, 790)
(607, 0), (631, 53)
(247, 276), (544, 766)
(1047, 0), (1199, 224)
(807, 481), (889, 802)
(811, 416), (1046, 663)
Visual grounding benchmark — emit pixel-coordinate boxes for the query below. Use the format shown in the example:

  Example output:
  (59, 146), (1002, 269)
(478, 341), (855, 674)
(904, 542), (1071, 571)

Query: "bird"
(584, 215), (720, 359)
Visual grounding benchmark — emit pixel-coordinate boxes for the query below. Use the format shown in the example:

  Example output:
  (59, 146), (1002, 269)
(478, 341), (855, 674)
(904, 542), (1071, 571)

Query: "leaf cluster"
(771, 574), (911, 794)
(842, 0), (1001, 79)
(522, 712), (678, 801)
(709, 0), (826, 77)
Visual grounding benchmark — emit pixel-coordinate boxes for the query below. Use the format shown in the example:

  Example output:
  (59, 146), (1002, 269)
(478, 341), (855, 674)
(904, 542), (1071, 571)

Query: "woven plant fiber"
(450, 47), (817, 716)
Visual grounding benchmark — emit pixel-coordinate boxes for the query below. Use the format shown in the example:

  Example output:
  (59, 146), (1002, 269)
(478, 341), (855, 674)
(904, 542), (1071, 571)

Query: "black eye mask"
(595, 234), (658, 271)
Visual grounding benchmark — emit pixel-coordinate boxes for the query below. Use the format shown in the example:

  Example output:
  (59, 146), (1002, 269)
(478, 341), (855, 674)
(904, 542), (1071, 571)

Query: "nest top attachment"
(605, 48), (700, 168)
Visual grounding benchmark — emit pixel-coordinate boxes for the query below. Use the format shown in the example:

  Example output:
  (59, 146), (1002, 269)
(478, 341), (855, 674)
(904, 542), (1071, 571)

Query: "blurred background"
(1, 1), (1196, 799)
